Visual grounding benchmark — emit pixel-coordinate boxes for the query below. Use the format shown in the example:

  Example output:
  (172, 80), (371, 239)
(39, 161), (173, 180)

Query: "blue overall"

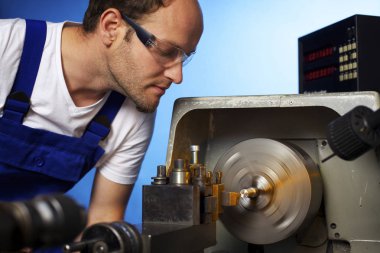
(0, 20), (126, 201)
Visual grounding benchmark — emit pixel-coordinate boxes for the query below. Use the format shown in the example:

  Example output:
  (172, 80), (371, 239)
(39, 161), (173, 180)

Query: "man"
(0, 0), (204, 228)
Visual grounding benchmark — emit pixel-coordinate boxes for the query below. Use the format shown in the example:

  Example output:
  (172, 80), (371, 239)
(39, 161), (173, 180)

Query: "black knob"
(327, 106), (380, 160)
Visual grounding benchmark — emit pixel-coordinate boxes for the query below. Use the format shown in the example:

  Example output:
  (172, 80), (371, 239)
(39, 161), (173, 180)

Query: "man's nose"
(164, 62), (183, 84)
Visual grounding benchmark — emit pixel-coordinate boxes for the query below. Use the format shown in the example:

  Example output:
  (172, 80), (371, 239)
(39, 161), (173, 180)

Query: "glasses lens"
(150, 38), (195, 66)
(155, 40), (181, 60)
(182, 52), (195, 66)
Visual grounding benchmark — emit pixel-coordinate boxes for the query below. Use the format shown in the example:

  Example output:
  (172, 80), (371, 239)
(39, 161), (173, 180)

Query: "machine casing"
(163, 92), (380, 253)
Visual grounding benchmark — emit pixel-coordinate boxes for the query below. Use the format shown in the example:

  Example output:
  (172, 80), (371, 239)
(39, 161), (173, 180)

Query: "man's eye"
(159, 47), (178, 58)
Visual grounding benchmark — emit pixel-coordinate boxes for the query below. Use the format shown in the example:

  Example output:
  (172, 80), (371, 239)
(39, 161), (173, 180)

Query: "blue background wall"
(1, 0), (380, 224)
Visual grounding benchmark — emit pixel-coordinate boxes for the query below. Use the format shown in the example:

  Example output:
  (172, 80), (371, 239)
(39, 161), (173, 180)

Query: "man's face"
(107, 0), (203, 113)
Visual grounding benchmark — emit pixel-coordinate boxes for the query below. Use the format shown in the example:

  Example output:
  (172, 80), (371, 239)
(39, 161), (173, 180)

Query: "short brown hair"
(83, 0), (167, 32)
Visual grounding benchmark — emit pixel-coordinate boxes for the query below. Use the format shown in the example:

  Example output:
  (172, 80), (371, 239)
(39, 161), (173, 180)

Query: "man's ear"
(98, 8), (124, 47)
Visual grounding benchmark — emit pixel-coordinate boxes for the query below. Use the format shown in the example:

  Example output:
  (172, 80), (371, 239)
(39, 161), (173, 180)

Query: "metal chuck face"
(214, 138), (322, 244)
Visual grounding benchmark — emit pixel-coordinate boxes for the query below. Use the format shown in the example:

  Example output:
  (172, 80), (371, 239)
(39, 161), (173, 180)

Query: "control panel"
(299, 14), (380, 93)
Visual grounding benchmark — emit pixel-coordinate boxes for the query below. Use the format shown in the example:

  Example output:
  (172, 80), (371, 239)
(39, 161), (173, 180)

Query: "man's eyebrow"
(166, 39), (196, 55)
(166, 39), (185, 50)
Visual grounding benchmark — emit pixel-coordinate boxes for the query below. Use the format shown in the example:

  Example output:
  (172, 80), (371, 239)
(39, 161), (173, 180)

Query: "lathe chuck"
(214, 138), (322, 244)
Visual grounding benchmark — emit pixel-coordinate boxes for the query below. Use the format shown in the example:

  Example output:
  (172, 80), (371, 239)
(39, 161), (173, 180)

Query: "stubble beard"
(109, 54), (159, 113)
(118, 80), (159, 113)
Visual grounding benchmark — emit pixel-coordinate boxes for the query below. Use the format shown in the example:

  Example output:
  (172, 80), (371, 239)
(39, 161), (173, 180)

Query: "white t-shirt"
(0, 18), (155, 184)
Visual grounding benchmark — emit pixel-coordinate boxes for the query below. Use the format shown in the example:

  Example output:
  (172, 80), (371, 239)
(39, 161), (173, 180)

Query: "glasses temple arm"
(122, 14), (153, 45)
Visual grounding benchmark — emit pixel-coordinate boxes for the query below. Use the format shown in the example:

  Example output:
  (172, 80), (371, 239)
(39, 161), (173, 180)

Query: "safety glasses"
(122, 13), (195, 66)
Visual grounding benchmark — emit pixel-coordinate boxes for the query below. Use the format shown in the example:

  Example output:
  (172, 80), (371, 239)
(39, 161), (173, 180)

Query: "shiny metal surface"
(166, 92), (380, 171)
(151, 165), (168, 185)
(170, 159), (190, 185)
(240, 187), (259, 199)
(214, 138), (323, 244)
(190, 145), (200, 164)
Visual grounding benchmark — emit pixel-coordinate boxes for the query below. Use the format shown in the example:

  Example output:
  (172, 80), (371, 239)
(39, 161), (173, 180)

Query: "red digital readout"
(304, 66), (337, 81)
(304, 47), (334, 62)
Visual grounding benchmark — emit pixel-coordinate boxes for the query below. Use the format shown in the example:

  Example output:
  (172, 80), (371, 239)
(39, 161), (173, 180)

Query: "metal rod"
(240, 187), (259, 198)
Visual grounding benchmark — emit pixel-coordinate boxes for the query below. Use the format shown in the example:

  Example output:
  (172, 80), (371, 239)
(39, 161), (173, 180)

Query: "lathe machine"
(67, 91), (380, 253)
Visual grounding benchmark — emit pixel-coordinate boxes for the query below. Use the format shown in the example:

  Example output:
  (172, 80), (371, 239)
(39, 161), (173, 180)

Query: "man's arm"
(87, 170), (134, 226)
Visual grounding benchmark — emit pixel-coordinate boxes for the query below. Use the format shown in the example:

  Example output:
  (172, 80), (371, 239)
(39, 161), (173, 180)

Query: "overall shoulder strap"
(82, 91), (126, 144)
(3, 19), (125, 143)
(3, 19), (47, 123)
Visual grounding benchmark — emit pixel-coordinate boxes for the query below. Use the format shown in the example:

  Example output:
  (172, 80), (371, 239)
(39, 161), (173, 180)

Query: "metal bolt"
(174, 159), (185, 170)
(190, 145), (200, 164)
(156, 165), (167, 177)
